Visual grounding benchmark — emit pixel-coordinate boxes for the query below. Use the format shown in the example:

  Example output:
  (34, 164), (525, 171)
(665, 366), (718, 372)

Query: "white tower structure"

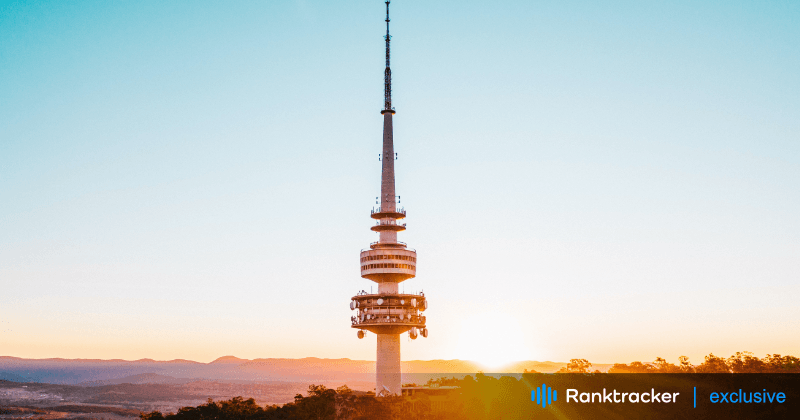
(350, 0), (428, 397)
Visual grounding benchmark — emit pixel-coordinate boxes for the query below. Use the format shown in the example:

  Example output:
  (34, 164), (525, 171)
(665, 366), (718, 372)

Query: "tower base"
(376, 333), (401, 396)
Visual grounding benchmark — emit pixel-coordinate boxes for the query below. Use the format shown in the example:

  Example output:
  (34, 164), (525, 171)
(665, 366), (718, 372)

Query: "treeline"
(140, 385), (424, 420)
(140, 377), (558, 420)
(140, 352), (800, 420)
(551, 352), (800, 373)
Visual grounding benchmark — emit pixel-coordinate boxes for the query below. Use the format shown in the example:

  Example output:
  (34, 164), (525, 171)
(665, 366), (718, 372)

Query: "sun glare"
(456, 311), (529, 370)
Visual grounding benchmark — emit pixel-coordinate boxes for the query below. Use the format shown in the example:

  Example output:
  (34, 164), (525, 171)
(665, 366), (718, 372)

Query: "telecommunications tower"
(349, 0), (428, 397)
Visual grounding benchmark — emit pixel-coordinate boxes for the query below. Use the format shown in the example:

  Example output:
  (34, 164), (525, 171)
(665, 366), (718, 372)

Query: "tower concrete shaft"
(349, 0), (429, 398)
(380, 112), (397, 244)
(376, 334), (400, 395)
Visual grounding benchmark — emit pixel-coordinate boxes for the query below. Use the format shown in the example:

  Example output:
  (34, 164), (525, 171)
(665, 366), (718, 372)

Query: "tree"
(764, 354), (800, 373)
(652, 357), (681, 373)
(727, 352), (767, 373)
(556, 359), (592, 373)
(607, 363), (631, 373)
(221, 397), (263, 419)
(295, 385), (336, 420)
(677, 356), (695, 373)
(695, 354), (730, 373)
(335, 385), (357, 420)
(608, 361), (654, 373)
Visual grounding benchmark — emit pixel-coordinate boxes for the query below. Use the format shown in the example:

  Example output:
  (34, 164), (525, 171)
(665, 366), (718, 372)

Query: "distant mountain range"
(0, 356), (607, 385)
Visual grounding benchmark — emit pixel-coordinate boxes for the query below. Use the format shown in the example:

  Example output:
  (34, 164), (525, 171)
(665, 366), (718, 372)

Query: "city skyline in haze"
(1, 0), (798, 366)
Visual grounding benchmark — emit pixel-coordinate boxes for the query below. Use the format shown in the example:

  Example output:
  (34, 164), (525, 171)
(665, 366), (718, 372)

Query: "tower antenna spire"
(383, 0), (392, 112)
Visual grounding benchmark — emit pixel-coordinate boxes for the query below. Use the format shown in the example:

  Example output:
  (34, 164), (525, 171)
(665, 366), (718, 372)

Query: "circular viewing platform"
(370, 220), (406, 232)
(371, 207), (406, 220)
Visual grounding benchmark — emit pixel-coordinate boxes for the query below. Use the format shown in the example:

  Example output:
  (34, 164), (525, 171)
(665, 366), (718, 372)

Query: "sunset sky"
(1, 0), (798, 367)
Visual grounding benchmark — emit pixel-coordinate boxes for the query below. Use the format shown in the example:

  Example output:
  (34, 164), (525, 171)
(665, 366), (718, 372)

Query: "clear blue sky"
(1, 0), (798, 366)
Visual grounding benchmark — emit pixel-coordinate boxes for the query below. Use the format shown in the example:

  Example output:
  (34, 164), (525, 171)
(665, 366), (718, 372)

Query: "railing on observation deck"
(369, 240), (407, 248)
(352, 291), (426, 298)
(373, 220), (406, 227)
(362, 246), (416, 253)
(371, 207), (406, 216)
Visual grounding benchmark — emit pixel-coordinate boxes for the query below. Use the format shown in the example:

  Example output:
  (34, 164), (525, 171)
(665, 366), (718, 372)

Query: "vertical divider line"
(541, 384), (546, 407)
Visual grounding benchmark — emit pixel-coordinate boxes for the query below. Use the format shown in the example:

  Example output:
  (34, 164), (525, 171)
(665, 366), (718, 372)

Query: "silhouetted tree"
(295, 385), (336, 420)
(726, 351), (765, 373)
(695, 353), (730, 373)
(141, 412), (165, 420)
(556, 359), (592, 373)
(677, 356), (695, 372)
(334, 385), (356, 420)
(764, 354), (800, 373)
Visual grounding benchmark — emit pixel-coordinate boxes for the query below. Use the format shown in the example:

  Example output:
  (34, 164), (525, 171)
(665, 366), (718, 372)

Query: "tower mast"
(349, 0), (429, 397)
(383, 0), (392, 112)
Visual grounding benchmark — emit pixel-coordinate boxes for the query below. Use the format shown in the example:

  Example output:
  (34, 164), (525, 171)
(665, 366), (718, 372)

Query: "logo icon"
(532, 384), (557, 408)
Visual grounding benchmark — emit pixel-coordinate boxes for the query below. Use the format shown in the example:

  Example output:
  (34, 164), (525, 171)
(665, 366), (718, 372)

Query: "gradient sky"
(1, 0), (798, 367)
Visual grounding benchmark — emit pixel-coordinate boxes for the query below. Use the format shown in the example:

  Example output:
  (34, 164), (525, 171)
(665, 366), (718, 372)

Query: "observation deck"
(370, 219), (406, 232)
(360, 248), (416, 282)
(371, 207), (406, 220)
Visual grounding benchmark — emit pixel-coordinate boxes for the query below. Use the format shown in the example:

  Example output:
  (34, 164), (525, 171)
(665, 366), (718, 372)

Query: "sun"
(455, 311), (530, 370)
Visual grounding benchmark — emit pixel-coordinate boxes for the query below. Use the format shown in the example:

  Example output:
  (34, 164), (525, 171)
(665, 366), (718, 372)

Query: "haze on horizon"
(1, 0), (798, 367)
